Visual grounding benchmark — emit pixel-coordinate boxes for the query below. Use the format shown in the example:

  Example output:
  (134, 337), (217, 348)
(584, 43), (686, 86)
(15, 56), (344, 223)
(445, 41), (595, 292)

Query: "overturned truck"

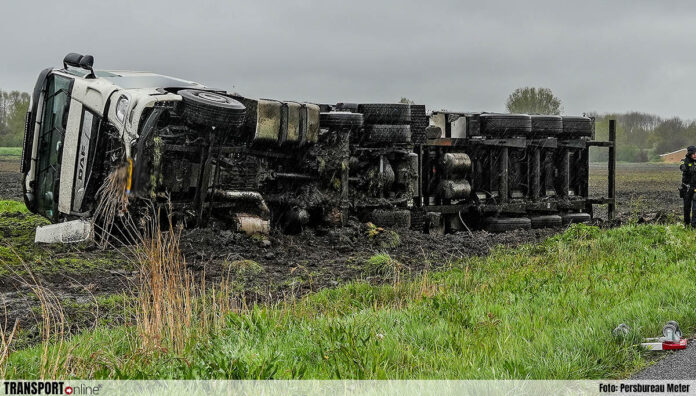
(21, 53), (616, 241)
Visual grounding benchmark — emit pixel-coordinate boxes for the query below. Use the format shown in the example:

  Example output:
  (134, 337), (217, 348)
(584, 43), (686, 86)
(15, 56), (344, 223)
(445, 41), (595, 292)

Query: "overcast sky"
(2, 1), (696, 118)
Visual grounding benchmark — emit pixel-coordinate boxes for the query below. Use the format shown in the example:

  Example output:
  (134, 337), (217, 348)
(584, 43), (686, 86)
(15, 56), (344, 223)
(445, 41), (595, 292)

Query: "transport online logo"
(3, 382), (101, 395)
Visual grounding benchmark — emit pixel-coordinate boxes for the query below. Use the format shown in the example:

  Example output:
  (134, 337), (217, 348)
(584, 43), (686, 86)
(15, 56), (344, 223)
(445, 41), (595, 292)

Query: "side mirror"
(79, 55), (94, 70)
(63, 53), (83, 68)
(63, 52), (96, 78)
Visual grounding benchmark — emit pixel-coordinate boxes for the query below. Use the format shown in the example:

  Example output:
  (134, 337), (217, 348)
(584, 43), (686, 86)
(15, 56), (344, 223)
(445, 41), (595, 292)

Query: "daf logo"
(77, 144), (87, 181)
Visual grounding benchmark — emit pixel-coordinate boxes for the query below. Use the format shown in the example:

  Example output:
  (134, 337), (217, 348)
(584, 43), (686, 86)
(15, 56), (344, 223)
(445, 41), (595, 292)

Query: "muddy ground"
(0, 158), (23, 201)
(589, 162), (681, 222)
(0, 158), (683, 345)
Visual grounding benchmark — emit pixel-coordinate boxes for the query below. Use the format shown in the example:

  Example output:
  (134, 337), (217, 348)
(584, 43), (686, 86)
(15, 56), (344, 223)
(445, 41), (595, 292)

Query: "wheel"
(410, 208), (426, 231)
(662, 323), (681, 342)
(320, 111), (364, 130)
(335, 102), (359, 113)
(479, 113), (532, 137)
(425, 212), (445, 235)
(484, 217), (531, 233)
(365, 125), (411, 143)
(562, 212), (591, 225)
(178, 89), (246, 128)
(358, 103), (411, 124)
(530, 215), (562, 228)
(666, 320), (681, 333)
(612, 323), (630, 336)
(369, 209), (411, 229)
(561, 116), (593, 137)
(410, 104), (429, 144)
(531, 115), (562, 136)
(425, 125), (442, 139)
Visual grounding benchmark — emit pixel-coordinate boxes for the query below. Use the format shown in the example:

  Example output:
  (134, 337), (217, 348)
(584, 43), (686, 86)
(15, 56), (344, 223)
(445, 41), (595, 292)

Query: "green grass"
(0, 146), (22, 159)
(363, 253), (402, 278)
(5, 222), (696, 379)
(0, 200), (28, 213)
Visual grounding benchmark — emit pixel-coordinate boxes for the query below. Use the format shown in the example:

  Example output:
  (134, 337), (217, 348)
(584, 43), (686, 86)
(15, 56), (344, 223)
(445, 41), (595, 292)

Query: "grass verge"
(0, 147), (22, 161)
(3, 222), (696, 379)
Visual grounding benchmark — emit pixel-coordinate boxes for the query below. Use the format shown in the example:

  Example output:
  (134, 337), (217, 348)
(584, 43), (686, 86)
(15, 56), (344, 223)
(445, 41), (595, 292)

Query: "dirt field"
(0, 158), (683, 345)
(0, 158), (23, 201)
(589, 162), (681, 222)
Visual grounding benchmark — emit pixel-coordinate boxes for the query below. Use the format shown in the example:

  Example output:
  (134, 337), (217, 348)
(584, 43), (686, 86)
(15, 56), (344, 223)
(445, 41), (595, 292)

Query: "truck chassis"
(21, 54), (616, 239)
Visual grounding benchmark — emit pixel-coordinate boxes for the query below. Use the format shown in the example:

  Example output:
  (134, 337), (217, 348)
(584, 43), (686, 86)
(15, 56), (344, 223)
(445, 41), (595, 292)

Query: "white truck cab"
(23, 54), (202, 220)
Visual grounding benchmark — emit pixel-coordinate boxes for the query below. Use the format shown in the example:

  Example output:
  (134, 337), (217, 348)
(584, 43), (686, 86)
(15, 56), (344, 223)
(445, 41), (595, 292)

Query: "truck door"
(34, 74), (73, 220)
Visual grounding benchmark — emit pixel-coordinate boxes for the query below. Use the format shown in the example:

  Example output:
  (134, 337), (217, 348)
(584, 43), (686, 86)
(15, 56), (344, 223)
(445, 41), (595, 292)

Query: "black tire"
(335, 102), (359, 113)
(425, 212), (445, 235)
(369, 209), (411, 229)
(410, 104), (429, 144)
(531, 115), (563, 136)
(484, 217), (531, 233)
(479, 113), (532, 137)
(530, 214), (562, 228)
(365, 125), (411, 143)
(179, 89), (246, 128)
(425, 125), (442, 139)
(562, 212), (591, 225)
(358, 103), (411, 124)
(561, 116), (593, 137)
(410, 208), (426, 231)
(320, 111), (364, 129)
(666, 320), (681, 333)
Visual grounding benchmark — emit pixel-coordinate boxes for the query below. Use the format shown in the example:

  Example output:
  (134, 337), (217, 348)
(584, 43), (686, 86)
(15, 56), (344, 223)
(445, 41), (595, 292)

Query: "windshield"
(95, 71), (202, 89)
(36, 74), (73, 219)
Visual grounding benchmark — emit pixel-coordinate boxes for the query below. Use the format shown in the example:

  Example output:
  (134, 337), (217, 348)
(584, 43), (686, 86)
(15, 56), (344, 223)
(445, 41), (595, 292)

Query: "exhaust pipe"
(211, 190), (270, 218)
(210, 190), (271, 235)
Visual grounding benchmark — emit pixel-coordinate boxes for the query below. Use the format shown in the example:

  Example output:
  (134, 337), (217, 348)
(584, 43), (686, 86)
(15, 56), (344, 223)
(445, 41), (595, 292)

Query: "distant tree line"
(0, 90), (30, 147)
(590, 112), (696, 162)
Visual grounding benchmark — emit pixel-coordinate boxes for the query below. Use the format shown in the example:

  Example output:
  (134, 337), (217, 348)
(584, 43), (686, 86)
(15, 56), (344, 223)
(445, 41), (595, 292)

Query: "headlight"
(115, 96), (129, 123)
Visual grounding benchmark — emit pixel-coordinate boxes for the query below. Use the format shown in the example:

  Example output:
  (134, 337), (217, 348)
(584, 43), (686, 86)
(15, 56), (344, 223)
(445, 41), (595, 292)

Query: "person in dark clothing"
(680, 145), (696, 226)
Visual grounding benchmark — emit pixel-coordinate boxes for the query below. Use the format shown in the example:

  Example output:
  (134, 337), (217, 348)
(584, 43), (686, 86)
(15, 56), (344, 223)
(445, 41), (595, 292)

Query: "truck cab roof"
(61, 68), (206, 90)
(94, 70), (205, 90)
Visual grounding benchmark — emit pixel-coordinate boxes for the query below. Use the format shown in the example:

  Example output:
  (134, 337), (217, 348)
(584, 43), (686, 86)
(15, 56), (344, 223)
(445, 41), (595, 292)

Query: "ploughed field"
(0, 155), (682, 348)
(589, 162), (681, 222)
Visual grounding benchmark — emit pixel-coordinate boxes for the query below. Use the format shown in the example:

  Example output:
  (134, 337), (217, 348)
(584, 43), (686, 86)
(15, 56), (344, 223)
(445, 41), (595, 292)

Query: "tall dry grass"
(93, 166), (241, 354)
(93, 163), (131, 247)
(28, 273), (72, 378)
(132, 206), (239, 353)
(0, 317), (19, 377)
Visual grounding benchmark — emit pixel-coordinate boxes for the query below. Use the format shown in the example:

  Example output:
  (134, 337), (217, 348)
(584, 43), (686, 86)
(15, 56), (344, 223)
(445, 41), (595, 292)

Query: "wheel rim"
(196, 92), (228, 103)
(663, 324), (678, 340)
